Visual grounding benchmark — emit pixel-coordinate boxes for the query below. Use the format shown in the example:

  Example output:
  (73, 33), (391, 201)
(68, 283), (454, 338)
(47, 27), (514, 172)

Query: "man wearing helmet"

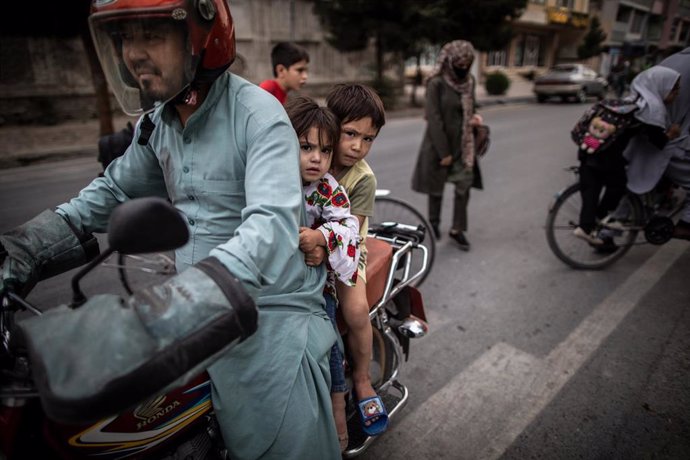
(0, 0), (341, 458)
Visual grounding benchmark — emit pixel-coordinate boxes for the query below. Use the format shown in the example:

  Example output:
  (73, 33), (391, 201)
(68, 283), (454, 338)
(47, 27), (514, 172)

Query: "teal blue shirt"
(56, 73), (339, 459)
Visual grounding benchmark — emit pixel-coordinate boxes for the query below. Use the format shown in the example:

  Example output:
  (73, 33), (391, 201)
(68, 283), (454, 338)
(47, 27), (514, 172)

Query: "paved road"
(1, 102), (688, 459)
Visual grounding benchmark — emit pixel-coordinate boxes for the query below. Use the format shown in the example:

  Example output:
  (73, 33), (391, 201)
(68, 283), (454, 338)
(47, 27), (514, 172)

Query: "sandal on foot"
(357, 395), (389, 436)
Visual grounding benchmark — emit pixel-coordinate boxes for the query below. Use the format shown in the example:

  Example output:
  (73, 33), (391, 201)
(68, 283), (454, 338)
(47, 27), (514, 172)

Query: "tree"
(309, 0), (527, 85)
(431, 0), (528, 52)
(577, 16), (607, 60)
(309, 0), (431, 82)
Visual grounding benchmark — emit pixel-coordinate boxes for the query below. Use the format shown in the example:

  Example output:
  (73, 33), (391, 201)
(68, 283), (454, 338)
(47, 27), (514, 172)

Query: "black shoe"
(449, 231), (470, 251)
(431, 224), (441, 240)
(594, 237), (618, 254)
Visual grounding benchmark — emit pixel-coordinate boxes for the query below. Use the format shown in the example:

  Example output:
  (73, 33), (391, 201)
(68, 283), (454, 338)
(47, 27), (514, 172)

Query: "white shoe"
(600, 216), (626, 231)
(573, 227), (604, 245)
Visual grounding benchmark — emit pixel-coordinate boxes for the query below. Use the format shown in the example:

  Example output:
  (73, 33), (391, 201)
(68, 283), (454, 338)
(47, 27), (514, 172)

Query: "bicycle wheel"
(545, 183), (642, 270)
(372, 195), (435, 285)
(109, 252), (177, 295)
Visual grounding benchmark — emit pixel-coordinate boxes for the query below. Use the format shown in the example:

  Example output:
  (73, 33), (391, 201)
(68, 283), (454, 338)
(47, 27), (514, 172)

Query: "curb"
(0, 146), (97, 169)
(0, 96), (534, 169)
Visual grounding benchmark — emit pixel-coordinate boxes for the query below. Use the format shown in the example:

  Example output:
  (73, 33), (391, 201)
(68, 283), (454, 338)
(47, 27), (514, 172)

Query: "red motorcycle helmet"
(89, 0), (236, 115)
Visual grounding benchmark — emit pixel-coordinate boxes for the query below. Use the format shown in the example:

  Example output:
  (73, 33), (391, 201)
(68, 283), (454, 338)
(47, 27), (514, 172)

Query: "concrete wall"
(0, 0), (380, 125)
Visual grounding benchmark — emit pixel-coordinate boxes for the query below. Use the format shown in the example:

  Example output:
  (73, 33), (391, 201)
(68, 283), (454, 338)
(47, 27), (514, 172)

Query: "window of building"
(616, 5), (632, 23)
(530, 0), (546, 4)
(487, 50), (507, 67)
(524, 35), (541, 66)
(670, 17), (681, 41)
(556, 0), (574, 8)
(680, 21), (690, 44)
(630, 10), (645, 34)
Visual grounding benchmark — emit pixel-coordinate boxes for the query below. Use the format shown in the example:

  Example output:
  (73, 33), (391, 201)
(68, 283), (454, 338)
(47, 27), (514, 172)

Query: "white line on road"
(379, 240), (687, 459)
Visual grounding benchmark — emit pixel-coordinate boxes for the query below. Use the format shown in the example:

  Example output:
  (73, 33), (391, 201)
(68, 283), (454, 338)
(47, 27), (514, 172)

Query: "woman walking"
(411, 40), (483, 250)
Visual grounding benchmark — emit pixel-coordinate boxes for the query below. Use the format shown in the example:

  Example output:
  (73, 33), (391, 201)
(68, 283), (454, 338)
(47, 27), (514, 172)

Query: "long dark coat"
(411, 75), (483, 195)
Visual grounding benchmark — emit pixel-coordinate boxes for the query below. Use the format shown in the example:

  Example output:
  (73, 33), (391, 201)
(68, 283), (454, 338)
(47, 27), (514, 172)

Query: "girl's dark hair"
(285, 96), (340, 151)
(325, 84), (386, 131)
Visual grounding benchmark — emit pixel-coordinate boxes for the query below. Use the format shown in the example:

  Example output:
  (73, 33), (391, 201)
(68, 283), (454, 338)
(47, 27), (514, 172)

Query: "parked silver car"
(533, 63), (608, 103)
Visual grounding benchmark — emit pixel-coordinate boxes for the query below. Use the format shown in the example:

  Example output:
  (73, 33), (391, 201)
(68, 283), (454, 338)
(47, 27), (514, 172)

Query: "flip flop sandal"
(357, 395), (389, 436)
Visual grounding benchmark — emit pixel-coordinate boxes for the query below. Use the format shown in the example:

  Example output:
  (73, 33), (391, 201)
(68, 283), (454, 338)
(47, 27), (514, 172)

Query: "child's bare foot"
(332, 392), (348, 451)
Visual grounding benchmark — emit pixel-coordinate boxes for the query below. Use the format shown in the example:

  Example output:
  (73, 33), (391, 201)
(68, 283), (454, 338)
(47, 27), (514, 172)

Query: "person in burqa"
(574, 65), (681, 248)
(411, 40), (483, 250)
(625, 48), (690, 240)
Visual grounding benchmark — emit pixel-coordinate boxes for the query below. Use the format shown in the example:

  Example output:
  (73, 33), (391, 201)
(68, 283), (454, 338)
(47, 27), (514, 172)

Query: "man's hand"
(469, 113), (483, 127)
(304, 246), (326, 267)
(439, 155), (453, 167)
(667, 123), (681, 140)
(299, 227), (326, 253)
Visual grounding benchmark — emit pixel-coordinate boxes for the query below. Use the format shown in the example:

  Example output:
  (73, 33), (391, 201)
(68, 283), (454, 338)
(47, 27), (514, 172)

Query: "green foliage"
(431, 0), (528, 52)
(371, 77), (398, 110)
(309, 0), (528, 78)
(577, 16), (607, 60)
(485, 71), (511, 95)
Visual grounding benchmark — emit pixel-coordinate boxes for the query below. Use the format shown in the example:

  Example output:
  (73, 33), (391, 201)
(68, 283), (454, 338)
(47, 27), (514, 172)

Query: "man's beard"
(140, 76), (180, 102)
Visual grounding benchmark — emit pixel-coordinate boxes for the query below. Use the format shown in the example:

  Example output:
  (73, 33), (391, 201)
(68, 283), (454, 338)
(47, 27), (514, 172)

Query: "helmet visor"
(89, 12), (198, 115)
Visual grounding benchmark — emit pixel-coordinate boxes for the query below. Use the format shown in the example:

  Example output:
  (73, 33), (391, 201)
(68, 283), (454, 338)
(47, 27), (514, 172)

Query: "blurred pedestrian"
(259, 42), (309, 105)
(411, 40), (483, 250)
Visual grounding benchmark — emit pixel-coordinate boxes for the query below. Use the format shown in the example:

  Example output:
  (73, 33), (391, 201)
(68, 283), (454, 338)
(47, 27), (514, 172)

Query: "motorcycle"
(0, 200), (430, 460)
(342, 221), (430, 457)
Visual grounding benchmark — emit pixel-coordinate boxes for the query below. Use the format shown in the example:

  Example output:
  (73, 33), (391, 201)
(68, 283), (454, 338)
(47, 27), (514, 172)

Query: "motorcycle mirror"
(107, 198), (189, 254)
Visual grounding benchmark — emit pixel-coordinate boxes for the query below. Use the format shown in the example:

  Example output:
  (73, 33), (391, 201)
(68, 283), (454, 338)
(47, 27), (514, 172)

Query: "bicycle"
(545, 166), (686, 270)
(371, 190), (436, 285)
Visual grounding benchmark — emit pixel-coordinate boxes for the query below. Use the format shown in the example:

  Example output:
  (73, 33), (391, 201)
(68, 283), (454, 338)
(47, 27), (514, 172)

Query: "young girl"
(574, 65), (681, 249)
(286, 96), (360, 451)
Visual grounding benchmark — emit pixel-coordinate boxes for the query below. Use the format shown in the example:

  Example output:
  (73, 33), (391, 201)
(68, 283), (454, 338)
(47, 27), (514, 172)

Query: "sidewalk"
(0, 78), (535, 169)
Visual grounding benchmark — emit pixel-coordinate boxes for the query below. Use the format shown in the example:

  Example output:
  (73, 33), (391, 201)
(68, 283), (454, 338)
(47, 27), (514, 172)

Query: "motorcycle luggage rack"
(343, 379), (409, 458)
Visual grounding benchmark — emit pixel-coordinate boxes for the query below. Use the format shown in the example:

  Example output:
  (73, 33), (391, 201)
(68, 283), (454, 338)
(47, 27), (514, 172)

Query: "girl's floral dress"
(304, 172), (360, 298)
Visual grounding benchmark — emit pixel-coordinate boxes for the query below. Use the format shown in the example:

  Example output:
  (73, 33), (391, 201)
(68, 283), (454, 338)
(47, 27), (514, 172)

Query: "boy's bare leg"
(332, 391), (348, 451)
(337, 281), (378, 413)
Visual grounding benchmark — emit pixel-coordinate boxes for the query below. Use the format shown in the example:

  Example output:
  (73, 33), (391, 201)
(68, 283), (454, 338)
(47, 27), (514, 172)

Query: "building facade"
(0, 0), (379, 125)
(593, 0), (689, 76)
(481, 0), (592, 77)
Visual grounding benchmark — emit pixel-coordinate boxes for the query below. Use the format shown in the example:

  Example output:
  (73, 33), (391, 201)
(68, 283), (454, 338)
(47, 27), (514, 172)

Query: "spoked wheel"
(545, 183), (642, 270)
(104, 252), (177, 295)
(372, 195), (435, 286)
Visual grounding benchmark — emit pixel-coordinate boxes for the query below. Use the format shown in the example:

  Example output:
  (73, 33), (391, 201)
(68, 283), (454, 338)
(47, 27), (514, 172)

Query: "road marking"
(377, 240), (687, 459)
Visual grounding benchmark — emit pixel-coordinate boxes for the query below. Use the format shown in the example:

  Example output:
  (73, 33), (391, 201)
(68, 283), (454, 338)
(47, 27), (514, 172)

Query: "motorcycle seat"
(364, 236), (393, 309)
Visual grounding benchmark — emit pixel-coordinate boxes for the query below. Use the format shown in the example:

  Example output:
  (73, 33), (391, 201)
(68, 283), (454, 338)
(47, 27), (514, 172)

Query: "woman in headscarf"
(411, 40), (483, 250)
(574, 65), (681, 249)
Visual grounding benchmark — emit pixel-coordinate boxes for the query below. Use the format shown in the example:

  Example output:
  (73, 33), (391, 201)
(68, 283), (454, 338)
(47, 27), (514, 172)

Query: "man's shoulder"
(228, 74), (288, 125)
